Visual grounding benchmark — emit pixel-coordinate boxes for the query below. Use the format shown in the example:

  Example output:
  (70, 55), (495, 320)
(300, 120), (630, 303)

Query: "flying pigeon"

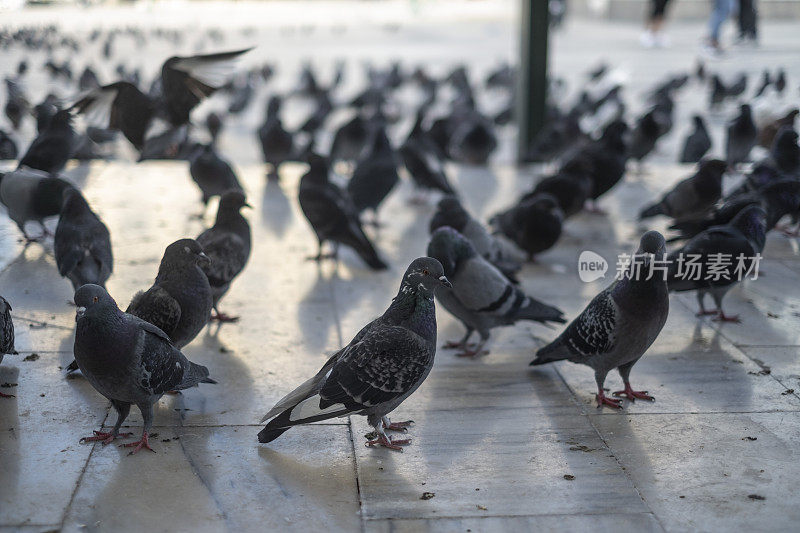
(258, 257), (451, 450)
(73, 284), (216, 454)
(531, 231), (669, 408)
(196, 191), (252, 322)
(54, 189), (113, 292)
(427, 227), (565, 356)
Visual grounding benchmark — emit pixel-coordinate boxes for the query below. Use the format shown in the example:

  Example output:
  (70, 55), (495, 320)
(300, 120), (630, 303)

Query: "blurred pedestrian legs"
(737, 0), (758, 45)
(641, 0), (672, 48)
(705, 0), (736, 55)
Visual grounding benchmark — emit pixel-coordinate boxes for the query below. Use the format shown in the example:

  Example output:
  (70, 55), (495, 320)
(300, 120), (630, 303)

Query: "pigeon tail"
(517, 298), (566, 324)
(529, 338), (569, 366)
(258, 423), (292, 444)
(639, 202), (665, 220)
(346, 226), (388, 270)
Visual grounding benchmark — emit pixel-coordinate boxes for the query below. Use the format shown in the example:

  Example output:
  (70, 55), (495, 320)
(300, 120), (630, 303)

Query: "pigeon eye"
(423, 269), (430, 276)
(92, 296), (98, 303)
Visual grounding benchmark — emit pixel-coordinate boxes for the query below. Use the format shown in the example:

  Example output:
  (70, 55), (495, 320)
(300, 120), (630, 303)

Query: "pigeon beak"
(75, 307), (86, 321)
(438, 275), (452, 288)
(198, 252), (211, 266)
(244, 202), (253, 209)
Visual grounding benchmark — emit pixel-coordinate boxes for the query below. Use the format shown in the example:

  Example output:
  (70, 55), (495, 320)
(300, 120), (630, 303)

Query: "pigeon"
(400, 133), (456, 198)
(427, 227), (565, 356)
(0, 130), (17, 160)
(297, 92), (333, 135)
(771, 126), (799, 177)
(257, 95), (294, 179)
(0, 167), (75, 240)
(568, 119), (629, 210)
(489, 193), (564, 261)
(757, 108), (797, 148)
(726, 104), (757, 166)
(3, 78), (28, 131)
(527, 155), (594, 218)
(73, 284), (216, 454)
(347, 128), (399, 224)
(188, 143), (243, 206)
(448, 112), (498, 165)
(78, 66), (101, 91)
(205, 111), (223, 145)
(638, 159), (727, 223)
(18, 109), (76, 174)
(527, 108), (586, 163)
(54, 188), (113, 292)
(774, 68), (787, 95)
(330, 113), (369, 163)
(0, 296), (15, 398)
(72, 48), (250, 155)
(629, 108), (664, 170)
(679, 115), (712, 163)
(667, 205), (766, 322)
(299, 153), (388, 270)
(726, 73), (748, 99)
(531, 231), (669, 409)
(196, 191), (252, 322)
(431, 196), (522, 280)
(258, 257), (450, 450)
(126, 239), (213, 348)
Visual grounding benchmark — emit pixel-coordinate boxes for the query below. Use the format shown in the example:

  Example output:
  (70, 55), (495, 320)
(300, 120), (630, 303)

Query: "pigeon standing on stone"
(489, 193), (564, 261)
(126, 239), (213, 348)
(205, 111), (223, 145)
(526, 156), (594, 219)
(258, 257), (450, 450)
(0, 296), (15, 398)
(188, 143), (243, 207)
(638, 159), (727, 223)
(330, 113), (369, 164)
(0, 168), (75, 241)
(73, 284), (216, 454)
(196, 191), (252, 322)
(629, 108), (664, 170)
(54, 189), (113, 292)
(667, 205), (767, 322)
(427, 227), (565, 356)
(18, 109), (76, 174)
(531, 231), (669, 408)
(726, 104), (758, 166)
(679, 115), (712, 163)
(347, 128), (400, 225)
(771, 126), (799, 177)
(257, 95), (294, 179)
(299, 153), (388, 270)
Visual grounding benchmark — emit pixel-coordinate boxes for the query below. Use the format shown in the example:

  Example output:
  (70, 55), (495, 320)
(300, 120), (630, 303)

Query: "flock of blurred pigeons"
(0, 23), (799, 452)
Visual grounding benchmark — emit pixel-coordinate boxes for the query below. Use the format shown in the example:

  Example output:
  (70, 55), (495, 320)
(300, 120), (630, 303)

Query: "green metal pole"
(517, 0), (550, 163)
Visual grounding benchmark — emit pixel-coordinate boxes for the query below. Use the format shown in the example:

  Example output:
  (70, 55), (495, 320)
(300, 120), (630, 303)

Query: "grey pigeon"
(0, 296), (15, 398)
(126, 239), (213, 348)
(73, 284), (215, 454)
(300, 153), (388, 270)
(347, 128), (399, 225)
(0, 167), (75, 241)
(431, 196), (522, 280)
(427, 227), (565, 357)
(489, 193), (564, 261)
(196, 190), (252, 322)
(188, 143), (243, 206)
(726, 104), (757, 166)
(667, 205), (767, 322)
(257, 95), (294, 179)
(679, 115), (712, 163)
(531, 231), (669, 409)
(258, 257), (450, 450)
(639, 159), (727, 223)
(54, 189), (113, 292)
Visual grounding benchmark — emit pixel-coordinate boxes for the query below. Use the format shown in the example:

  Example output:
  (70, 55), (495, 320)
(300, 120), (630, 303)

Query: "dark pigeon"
(679, 115), (712, 163)
(188, 143), (243, 206)
(0, 168), (75, 241)
(330, 113), (369, 163)
(0, 130), (17, 160)
(257, 95), (294, 179)
(347, 128), (399, 225)
(0, 296), (15, 398)
(771, 126), (799, 177)
(489, 193), (564, 261)
(725, 104), (757, 166)
(18, 109), (76, 174)
(639, 159), (727, 223)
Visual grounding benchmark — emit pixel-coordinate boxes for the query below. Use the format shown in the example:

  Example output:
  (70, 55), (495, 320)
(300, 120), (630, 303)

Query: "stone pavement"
(1, 4), (800, 532)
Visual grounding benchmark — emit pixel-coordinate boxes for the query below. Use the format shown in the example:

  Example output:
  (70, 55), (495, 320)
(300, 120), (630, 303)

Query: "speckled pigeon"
(54, 188), (113, 292)
(531, 231), (669, 409)
(0, 296), (15, 398)
(0, 167), (75, 241)
(427, 227), (565, 357)
(196, 191), (251, 322)
(667, 205), (767, 322)
(74, 284), (215, 454)
(638, 159), (726, 223)
(258, 257), (451, 450)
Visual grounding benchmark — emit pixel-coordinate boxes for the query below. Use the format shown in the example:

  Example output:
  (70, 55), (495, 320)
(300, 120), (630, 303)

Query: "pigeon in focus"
(726, 104), (757, 166)
(0, 167), (75, 241)
(299, 153), (388, 270)
(667, 205), (767, 322)
(347, 128), (399, 225)
(531, 231), (669, 408)
(489, 193), (564, 261)
(258, 257), (451, 450)
(188, 143), (243, 207)
(73, 284), (216, 454)
(18, 109), (76, 174)
(257, 95), (294, 179)
(638, 159), (727, 223)
(196, 190), (252, 322)
(427, 227), (565, 356)
(54, 189), (113, 292)
(679, 115), (712, 163)
(126, 239), (213, 348)
(0, 296), (15, 398)
(431, 196), (522, 280)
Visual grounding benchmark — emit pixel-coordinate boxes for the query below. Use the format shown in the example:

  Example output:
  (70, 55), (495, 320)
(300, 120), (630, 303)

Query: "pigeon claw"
(713, 312), (741, 323)
(211, 312), (240, 323)
(0, 391), (16, 398)
(80, 430), (133, 445)
(695, 309), (719, 317)
(384, 420), (414, 432)
(122, 431), (156, 455)
(612, 386), (655, 402)
(455, 347), (489, 358)
(365, 434), (411, 451)
(596, 392), (623, 409)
